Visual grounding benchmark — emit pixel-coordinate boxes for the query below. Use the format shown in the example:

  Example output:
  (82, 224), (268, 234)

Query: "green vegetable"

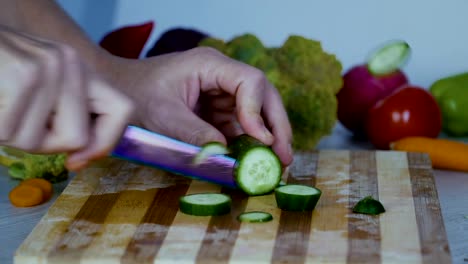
(179, 193), (231, 216)
(274, 184), (322, 211)
(192, 142), (229, 165)
(237, 211), (273, 223)
(352, 196), (386, 215)
(429, 72), (468, 136)
(228, 134), (282, 196)
(228, 134), (265, 159)
(367, 40), (411, 76)
(0, 147), (68, 183)
(200, 34), (343, 150)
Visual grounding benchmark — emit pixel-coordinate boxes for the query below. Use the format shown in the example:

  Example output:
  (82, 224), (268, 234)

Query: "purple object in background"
(111, 126), (238, 188)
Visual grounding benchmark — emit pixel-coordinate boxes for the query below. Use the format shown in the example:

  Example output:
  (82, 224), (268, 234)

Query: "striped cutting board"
(14, 150), (451, 263)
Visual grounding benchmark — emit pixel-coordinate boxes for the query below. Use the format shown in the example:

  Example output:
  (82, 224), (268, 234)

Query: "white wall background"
(58, 0), (468, 89)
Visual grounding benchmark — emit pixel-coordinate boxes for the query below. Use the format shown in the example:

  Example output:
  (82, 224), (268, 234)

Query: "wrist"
(94, 51), (144, 125)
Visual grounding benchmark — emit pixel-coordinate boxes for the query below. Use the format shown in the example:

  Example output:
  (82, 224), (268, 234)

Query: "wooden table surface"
(0, 124), (467, 264)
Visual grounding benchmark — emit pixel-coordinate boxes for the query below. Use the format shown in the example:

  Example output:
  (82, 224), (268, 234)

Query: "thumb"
(155, 103), (226, 146)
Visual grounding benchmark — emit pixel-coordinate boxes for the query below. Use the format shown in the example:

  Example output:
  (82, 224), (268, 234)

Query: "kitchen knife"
(111, 125), (238, 188)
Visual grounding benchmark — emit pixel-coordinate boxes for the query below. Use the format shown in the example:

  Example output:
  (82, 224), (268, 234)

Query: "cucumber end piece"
(237, 211), (273, 223)
(367, 40), (411, 76)
(352, 196), (385, 215)
(274, 184), (322, 211)
(235, 147), (282, 196)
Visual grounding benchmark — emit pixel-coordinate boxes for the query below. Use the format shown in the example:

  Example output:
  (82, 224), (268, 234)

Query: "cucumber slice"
(179, 193), (231, 216)
(193, 142), (229, 165)
(275, 184), (322, 211)
(367, 40), (411, 76)
(352, 196), (385, 215)
(235, 147), (282, 196)
(237, 211), (273, 223)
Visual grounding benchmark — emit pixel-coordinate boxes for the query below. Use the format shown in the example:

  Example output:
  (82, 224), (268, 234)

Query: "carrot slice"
(20, 178), (53, 201)
(9, 185), (44, 207)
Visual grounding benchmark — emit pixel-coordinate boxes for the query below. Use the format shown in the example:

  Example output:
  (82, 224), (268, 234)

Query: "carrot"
(9, 185), (44, 207)
(390, 136), (468, 172)
(20, 178), (53, 201)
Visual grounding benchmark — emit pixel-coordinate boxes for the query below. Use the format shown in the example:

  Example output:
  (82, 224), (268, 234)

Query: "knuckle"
(37, 44), (63, 72)
(119, 95), (136, 117)
(15, 60), (41, 89)
(58, 44), (79, 64)
(190, 46), (221, 57)
(246, 67), (267, 88)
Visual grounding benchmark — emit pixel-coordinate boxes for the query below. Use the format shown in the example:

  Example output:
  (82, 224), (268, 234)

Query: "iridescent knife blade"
(111, 125), (237, 188)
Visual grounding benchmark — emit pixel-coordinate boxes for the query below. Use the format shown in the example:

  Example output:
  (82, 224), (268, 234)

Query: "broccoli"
(200, 34), (343, 150)
(0, 147), (68, 183)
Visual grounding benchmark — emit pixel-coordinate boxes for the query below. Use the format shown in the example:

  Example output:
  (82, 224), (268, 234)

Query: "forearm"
(0, 0), (112, 75)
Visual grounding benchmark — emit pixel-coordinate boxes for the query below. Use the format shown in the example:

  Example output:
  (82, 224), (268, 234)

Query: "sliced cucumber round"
(275, 184), (322, 211)
(352, 196), (385, 215)
(237, 211), (273, 223)
(179, 193), (231, 216)
(367, 40), (411, 76)
(234, 147), (282, 196)
(192, 142), (229, 165)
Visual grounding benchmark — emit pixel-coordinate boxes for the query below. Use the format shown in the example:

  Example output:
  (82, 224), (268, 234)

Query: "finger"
(207, 93), (236, 111)
(41, 45), (89, 153)
(66, 77), (134, 170)
(234, 68), (274, 145)
(204, 111), (245, 139)
(217, 120), (245, 139)
(7, 42), (62, 151)
(0, 34), (38, 142)
(203, 110), (236, 125)
(150, 100), (226, 146)
(206, 61), (274, 145)
(262, 83), (293, 166)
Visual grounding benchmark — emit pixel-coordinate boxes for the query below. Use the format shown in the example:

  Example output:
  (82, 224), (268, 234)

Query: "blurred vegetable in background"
(146, 28), (209, 57)
(366, 85), (442, 149)
(199, 34), (343, 150)
(337, 41), (410, 137)
(0, 147), (68, 183)
(430, 72), (468, 137)
(100, 21), (154, 59)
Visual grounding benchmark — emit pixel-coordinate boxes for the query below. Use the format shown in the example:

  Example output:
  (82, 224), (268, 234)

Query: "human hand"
(0, 26), (134, 170)
(108, 47), (293, 165)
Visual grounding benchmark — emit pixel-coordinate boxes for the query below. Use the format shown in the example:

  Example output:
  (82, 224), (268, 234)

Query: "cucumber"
(234, 147), (282, 196)
(192, 142), (229, 165)
(228, 134), (265, 159)
(237, 211), (273, 223)
(179, 193), (231, 216)
(229, 134), (282, 196)
(352, 196), (385, 215)
(274, 184), (322, 211)
(367, 40), (411, 76)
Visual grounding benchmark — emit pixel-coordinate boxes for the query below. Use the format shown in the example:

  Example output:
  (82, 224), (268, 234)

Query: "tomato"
(337, 65), (408, 137)
(365, 85), (442, 149)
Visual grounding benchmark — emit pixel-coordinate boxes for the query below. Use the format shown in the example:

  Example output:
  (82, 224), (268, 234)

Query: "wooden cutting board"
(14, 150), (451, 263)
